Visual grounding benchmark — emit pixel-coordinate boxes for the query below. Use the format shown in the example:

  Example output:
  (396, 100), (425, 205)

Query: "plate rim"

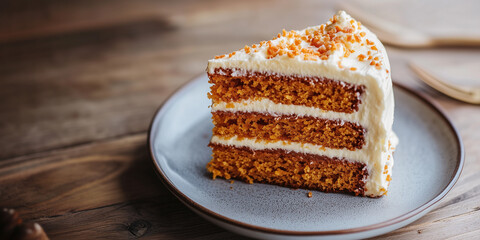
(148, 74), (464, 236)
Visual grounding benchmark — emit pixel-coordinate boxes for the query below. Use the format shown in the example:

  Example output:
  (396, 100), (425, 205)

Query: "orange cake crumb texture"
(215, 14), (385, 71)
(212, 111), (366, 150)
(208, 69), (364, 113)
(208, 144), (368, 196)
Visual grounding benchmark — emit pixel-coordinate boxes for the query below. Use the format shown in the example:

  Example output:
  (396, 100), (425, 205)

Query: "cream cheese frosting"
(208, 11), (397, 197)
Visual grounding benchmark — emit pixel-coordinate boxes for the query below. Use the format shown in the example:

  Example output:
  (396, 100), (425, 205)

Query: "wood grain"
(0, 0), (479, 239)
(0, 133), (249, 239)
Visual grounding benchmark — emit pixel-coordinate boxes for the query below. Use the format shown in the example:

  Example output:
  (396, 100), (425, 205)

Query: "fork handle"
(433, 37), (480, 47)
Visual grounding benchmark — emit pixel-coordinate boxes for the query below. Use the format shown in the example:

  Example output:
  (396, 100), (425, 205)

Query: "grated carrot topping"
(216, 12), (387, 74)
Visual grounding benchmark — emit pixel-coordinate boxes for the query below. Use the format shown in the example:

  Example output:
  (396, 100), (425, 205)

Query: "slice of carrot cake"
(206, 11), (398, 197)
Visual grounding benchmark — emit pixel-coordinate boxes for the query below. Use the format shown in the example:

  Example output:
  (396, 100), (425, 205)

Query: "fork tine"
(410, 64), (471, 94)
(409, 63), (480, 104)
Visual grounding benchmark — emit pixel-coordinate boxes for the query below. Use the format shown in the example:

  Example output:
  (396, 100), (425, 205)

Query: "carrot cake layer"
(212, 111), (365, 150)
(208, 144), (368, 196)
(208, 68), (365, 113)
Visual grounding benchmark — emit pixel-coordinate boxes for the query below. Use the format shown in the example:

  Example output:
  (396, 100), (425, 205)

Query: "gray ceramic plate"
(149, 74), (464, 240)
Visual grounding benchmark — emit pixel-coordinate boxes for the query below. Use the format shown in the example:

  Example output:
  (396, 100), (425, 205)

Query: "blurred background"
(0, 0), (479, 239)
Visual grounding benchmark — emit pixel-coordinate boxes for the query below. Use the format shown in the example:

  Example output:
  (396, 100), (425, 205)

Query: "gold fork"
(409, 63), (480, 104)
(339, 3), (480, 48)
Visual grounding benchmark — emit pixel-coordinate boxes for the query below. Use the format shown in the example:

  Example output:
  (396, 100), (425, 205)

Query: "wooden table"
(1, 0), (479, 239)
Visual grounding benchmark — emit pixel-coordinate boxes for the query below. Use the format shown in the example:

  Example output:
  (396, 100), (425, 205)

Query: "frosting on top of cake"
(207, 11), (390, 83)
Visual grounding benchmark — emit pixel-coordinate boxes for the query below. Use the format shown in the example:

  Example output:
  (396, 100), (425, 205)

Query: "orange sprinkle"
(214, 54), (225, 59)
(367, 51), (371, 55)
(374, 56), (379, 61)
(386, 69), (390, 73)
(366, 39), (374, 45)
(338, 61), (343, 68)
(354, 35), (361, 42)
(360, 32), (366, 37)
(368, 55), (373, 60)
(371, 46), (378, 50)
(282, 29), (287, 36)
(358, 54), (366, 61)
(386, 175), (392, 182)
(350, 67), (357, 71)
(370, 61), (376, 65)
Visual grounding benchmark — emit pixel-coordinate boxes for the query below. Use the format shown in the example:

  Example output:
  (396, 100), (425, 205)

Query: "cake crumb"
(230, 180), (234, 184)
(307, 191), (313, 198)
(230, 186), (233, 190)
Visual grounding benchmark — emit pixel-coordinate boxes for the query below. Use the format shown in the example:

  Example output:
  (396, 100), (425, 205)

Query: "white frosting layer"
(212, 136), (367, 164)
(212, 98), (369, 126)
(207, 11), (397, 197)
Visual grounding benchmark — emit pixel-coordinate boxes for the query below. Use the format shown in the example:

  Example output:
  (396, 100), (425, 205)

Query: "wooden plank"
(35, 199), (250, 240)
(0, 133), (251, 239)
(0, 134), (167, 219)
(0, 0), (165, 43)
(0, 20), (188, 159)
